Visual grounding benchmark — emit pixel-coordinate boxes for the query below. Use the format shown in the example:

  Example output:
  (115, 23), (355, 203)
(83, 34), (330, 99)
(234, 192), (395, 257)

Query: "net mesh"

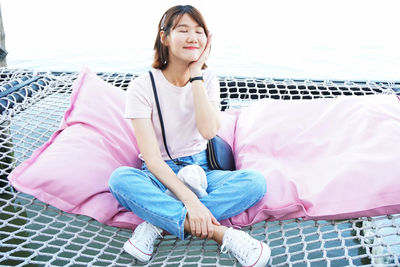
(1, 67), (399, 266)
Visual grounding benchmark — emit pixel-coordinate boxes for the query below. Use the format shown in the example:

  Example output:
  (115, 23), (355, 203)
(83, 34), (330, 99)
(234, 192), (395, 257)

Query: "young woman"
(108, 5), (271, 266)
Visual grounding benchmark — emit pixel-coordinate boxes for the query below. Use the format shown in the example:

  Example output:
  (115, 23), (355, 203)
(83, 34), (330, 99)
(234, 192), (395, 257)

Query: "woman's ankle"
(211, 224), (228, 245)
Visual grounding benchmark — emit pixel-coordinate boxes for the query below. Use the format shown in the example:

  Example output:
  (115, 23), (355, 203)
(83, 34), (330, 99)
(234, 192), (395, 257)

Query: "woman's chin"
(182, 53), (201, 62)
(174, 55), (201, 65)
(188, 57), (202, 65)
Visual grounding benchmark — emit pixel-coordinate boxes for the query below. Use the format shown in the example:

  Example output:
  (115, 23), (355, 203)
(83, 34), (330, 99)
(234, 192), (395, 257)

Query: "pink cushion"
(222, 95), (400, 227)
(8, 67), (142, 229)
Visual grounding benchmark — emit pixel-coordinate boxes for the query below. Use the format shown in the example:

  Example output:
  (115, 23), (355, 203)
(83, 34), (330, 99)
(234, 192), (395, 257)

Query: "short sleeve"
(204, 71), (220, 103)
(124, 77), (152, 119)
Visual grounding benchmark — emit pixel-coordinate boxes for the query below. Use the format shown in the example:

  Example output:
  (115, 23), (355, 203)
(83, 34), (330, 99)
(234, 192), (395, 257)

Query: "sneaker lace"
(220, 229), (258, 264)
(134, 222), (162, 249)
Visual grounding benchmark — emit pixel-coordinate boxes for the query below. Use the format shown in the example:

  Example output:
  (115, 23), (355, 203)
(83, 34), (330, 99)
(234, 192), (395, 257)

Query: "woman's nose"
(186, 32), (198, 43)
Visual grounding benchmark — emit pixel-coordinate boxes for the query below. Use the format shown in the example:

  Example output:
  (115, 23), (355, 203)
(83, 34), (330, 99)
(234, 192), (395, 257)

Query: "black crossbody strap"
(148, 71), (179, 164)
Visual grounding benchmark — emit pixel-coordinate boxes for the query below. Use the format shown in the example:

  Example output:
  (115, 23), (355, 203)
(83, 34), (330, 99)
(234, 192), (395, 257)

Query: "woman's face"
(163, 14), (207, 65)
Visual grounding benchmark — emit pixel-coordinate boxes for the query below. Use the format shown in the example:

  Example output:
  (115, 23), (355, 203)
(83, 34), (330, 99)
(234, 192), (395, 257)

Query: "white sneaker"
(221, 227), (272, 267)
(123, 221), (162, 262)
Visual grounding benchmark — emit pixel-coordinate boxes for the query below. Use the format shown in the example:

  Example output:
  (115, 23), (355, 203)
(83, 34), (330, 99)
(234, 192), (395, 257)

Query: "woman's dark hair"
(152, 5), (209, 70)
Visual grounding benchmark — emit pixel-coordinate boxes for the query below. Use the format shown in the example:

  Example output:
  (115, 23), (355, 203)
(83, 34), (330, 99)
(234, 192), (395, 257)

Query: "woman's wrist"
(189, 68), (202, 78)
(190, 68), (203, 83)
(181, 192), (200, 205)
(190, 76), (203, 83)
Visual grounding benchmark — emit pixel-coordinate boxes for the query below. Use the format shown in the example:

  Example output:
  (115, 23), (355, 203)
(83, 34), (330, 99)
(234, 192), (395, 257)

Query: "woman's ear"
(160, 31), (168, 46)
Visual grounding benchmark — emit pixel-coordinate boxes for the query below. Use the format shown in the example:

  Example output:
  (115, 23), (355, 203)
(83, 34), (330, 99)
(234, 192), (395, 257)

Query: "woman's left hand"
(189, 33), (212, 76)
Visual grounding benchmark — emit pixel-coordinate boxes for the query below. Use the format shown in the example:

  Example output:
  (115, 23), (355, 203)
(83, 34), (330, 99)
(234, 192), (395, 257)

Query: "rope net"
(1, 67), (399, 266)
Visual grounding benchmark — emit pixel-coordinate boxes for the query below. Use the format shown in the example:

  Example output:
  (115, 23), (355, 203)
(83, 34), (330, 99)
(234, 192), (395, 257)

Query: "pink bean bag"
(223, 94), (400, 227)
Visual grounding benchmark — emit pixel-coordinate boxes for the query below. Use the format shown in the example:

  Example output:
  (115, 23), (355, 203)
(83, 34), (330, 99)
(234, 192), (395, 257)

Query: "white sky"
(1, 0), (399, 80)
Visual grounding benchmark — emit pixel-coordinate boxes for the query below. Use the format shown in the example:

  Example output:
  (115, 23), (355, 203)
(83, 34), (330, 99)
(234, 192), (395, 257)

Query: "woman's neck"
(161, 63), (191, 87)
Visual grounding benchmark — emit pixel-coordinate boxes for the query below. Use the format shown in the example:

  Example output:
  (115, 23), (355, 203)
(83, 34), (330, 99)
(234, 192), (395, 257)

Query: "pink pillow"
(224, 95), (400, 227)
(8, 67), (143, 229)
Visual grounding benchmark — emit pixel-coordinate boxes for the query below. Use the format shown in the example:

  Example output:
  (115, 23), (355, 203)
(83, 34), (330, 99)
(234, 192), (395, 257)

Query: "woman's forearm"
(146, 157), (199, 204)
(191, 80), (221, 140)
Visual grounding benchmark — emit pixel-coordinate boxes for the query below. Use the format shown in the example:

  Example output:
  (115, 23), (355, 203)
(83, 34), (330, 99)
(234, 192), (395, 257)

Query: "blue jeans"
(108, 150), (267, 240)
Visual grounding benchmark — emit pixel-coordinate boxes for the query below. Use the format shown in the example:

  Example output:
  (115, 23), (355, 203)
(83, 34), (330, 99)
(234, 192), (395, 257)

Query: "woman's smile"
(184, 46), (199, 50)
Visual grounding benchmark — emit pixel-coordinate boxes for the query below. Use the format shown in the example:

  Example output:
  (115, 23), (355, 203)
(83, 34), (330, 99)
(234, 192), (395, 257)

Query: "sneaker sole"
(123, 239), (152, 262)
(249, 242), (272, 267)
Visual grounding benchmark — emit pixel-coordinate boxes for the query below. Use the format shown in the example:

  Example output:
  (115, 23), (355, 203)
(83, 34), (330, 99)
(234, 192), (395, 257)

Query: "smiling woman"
(107, 5), (272, 266)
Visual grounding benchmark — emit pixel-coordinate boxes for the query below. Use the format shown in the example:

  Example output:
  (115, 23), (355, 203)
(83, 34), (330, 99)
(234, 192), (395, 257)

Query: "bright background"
(1, 0), (399, 80)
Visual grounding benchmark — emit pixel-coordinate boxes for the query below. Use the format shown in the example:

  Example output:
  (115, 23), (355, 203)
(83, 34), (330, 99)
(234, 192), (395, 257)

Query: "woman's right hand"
(184, 198), (220, 239)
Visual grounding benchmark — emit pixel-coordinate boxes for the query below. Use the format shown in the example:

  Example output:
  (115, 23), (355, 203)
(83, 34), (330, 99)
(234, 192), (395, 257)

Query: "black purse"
(206, 136), (235, 171)
(149, 71), (235, 170)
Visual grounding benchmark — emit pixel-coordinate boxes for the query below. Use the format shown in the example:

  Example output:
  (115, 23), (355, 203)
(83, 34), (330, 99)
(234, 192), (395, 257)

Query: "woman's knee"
(108, 166), (142, 192)
(240, 169), (267, 198)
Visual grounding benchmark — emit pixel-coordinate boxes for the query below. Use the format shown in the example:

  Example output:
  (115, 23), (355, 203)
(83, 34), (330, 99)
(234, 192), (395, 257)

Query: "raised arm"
(191, 82), (221, 140)
(189, 34), (221, 140)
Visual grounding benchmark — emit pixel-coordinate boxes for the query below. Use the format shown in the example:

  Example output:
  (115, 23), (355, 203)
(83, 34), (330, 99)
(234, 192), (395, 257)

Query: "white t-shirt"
(124, 68), (220, 160)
